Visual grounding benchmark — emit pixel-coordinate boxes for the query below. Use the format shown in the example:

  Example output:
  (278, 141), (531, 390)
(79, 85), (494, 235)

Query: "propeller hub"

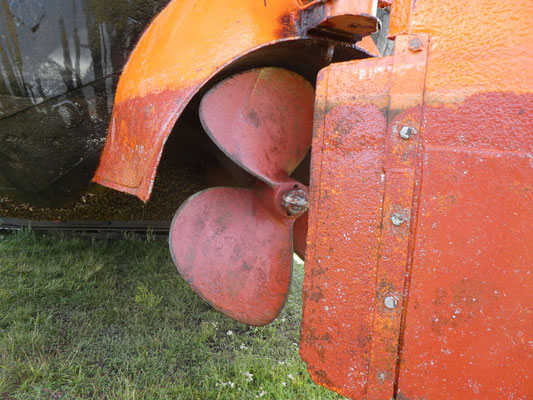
(281, 187), (309, 218)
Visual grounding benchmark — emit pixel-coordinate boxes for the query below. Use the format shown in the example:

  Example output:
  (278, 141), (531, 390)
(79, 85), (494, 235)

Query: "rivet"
(399, 126), (416, 140)
(390, 213), (405, 226)
(384, 296), (398, 309)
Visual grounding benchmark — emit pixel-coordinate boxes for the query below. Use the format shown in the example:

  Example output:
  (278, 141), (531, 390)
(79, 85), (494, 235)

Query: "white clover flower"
(288, 373), (295, 381)
(227, 330), (234, 336)
(282, 381), (287, 387)
(243, 371), (253, 382)
(258, 386), (267, 397)
(240, 343), (248, 350)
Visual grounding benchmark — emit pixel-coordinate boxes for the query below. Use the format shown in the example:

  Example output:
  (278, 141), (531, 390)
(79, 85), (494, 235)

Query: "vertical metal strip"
(304, 65), (330, 267)
(388, 0), (412, 39)
(366, 33), (428, 400)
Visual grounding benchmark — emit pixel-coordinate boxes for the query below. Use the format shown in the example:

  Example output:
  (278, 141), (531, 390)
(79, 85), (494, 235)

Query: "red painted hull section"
(301, 3), (533, 393)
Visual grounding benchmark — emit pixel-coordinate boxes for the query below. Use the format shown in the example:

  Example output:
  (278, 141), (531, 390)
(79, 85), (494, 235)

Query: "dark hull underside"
(0, 0), (172, 208)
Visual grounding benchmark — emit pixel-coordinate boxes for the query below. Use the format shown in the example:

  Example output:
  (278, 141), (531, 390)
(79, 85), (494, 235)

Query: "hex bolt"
(409, 37), (423, 52)
(399, 126), (416, 140)
(390, 213), (405, 226)
(281, 188), (309, 217)
(384, 296), (398, 309)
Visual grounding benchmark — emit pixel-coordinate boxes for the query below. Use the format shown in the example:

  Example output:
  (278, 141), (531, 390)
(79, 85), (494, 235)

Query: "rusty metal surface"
(355, 36), (380, 57)
(93, 0), (378, 202)
(365, 33), (428, 399)
(394, 1), (533, 397)
(169, 68), (313, 326)
(397, 147), (533, 399)
(301, 0), (533, 397)
(388, 0), (410, 38)
(306, 0), (379, 41)
(292, 211), (308, 259)
(378, 0), (393, 7)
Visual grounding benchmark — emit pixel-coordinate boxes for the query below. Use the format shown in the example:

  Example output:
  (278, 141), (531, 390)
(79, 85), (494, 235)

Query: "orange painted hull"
(300, 0), (533, 398)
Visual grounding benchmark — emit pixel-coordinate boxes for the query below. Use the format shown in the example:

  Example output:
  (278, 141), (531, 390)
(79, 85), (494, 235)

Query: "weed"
(134, 284), (163, 311)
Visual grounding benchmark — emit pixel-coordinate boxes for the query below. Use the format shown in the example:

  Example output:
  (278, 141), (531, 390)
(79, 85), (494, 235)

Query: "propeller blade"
(169, 187), (294, 326)
(293, 211), (309, 260)
(199, 68), (315, 186)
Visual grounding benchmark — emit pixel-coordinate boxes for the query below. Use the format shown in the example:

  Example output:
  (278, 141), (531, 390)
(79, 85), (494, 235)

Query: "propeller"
(169, 67), (314, 326)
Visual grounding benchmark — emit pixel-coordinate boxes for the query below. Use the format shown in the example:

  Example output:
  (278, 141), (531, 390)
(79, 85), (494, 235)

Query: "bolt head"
(390, 213), (405, 226)
(399, 126), (416, 140)
(408, 37), (423, 52)
(384, 296), (398, 309)
(281, 187), (309, 218)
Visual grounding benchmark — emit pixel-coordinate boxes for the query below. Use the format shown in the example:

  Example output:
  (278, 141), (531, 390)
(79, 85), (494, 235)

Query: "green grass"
(0, 230), (343, 400)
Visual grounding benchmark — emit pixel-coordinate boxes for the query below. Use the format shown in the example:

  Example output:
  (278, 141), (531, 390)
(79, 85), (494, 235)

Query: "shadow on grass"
(0, 231), (343, 400)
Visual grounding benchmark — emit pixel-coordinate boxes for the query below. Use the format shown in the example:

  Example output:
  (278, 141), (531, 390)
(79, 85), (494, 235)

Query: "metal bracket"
(300, 32), (429, 400)
(297, 0), (379, 42)
(365, 33), (429, 399)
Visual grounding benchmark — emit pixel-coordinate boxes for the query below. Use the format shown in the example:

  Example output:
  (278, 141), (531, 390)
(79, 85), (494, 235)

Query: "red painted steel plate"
(396, 148), (533, 399)
(301, 26), (533, 398)
(169, 187), (293, 326)
(200, 68), (315, 186)
(300, 56), (393, 399)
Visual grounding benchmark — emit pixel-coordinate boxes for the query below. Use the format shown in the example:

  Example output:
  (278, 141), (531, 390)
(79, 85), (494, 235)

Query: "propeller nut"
(281, 187), (309, 218)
